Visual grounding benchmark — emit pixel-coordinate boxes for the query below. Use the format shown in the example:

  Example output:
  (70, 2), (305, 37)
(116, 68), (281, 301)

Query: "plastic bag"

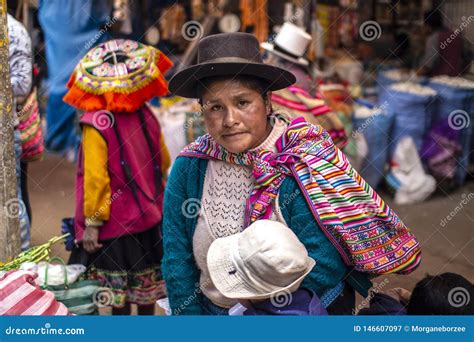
(352, 103), (394, 188)
(382, 84), (436, 156)
(386, 137), (436, 205)
(36, 262), (86, 287)
(156, 298), (172, 316)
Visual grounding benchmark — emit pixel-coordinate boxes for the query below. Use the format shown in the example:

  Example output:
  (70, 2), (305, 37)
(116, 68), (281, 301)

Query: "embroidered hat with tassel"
(64, 39), (172, 113)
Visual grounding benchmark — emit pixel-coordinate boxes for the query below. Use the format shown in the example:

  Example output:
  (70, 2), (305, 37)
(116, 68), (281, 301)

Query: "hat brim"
(207, 234), (316, 301)
(168, 62), (296, 98)
(260, 42), (309, 66)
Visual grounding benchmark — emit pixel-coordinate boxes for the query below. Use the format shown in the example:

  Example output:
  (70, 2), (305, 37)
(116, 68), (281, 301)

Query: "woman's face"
(201, 78), (272, 154)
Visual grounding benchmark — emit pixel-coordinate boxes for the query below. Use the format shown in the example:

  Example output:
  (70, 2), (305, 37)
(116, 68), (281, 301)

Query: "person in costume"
(64, 39), (172, 315)
(162, 33), (421, 315)
(261, 22), (348, 149)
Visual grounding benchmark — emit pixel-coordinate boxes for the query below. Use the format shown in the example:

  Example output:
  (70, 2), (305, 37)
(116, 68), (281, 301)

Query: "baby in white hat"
(207, 220), (327, 315)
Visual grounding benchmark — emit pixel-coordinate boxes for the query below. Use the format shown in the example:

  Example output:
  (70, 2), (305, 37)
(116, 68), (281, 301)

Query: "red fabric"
(0, 270), (71, 316)
(63, 74), (170, 113)
(75, 105), (164, 241)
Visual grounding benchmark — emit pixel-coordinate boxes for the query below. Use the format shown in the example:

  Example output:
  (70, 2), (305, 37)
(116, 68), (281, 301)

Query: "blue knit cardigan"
(162, 156), (370, 315)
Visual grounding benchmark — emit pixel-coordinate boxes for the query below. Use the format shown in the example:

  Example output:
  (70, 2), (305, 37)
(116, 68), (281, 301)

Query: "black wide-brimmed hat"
(168, 32), (296, 98)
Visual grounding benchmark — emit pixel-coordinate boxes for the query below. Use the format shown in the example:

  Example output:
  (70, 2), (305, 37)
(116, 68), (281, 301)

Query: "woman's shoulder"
(173, 155), (208, 169)
(168, 156), (208, 184)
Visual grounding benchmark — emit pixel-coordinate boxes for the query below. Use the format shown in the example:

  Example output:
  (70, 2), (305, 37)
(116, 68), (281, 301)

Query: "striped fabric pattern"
(272, 86), (333, 116)
(17, 88), (45, 161)
(0, 270), (71, 316)
(271, 85), (348, 149)
(45, 280), (101, 315)
(180, 115), (421, 275)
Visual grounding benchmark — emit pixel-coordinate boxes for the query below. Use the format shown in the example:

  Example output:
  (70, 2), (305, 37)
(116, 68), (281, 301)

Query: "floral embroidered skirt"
(69, 224), (163, 308)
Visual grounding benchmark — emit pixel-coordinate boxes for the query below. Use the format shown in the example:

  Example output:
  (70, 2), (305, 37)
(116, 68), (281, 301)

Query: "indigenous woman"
(65, 39), (172, 315)
(162, 33), (420, 315)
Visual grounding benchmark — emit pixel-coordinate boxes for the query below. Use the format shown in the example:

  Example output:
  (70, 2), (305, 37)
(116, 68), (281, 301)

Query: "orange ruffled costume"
(64, 39), (173, 113)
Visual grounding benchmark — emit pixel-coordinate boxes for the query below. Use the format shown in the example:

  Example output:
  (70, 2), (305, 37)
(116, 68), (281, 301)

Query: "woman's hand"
(83, 226), (103, 254)
(383, 287), (412, 304)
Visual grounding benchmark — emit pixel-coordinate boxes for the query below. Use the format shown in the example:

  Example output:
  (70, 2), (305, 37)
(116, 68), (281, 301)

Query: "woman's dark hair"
(424, 10), (443, 30)
(407, 273), (474, 315)
(196, 75), (270, 105)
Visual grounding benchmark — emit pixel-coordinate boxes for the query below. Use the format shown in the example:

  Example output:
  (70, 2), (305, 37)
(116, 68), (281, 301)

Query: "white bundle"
(430, 75), (474, 89)
(390, 82), (437, 96)
(19, 262), (38, 273)
(382, 69), (412, 82)
(354, 105), (384, 119)
(36, 262), (86, 286)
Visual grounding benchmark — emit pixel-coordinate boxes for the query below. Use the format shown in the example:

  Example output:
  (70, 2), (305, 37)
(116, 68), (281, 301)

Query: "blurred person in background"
(417, 9), (471, 77)
(358, 272), (474, 315)
(261, 22), (349, 149)
(7, 12), (32, 251)
(38, 0), (112, 159)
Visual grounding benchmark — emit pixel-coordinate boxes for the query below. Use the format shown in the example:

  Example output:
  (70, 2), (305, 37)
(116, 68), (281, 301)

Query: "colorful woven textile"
(180, 115), (421, 275)
(64, 39), (173, 113)
(271, 85), (348, 148)
(17, 88), (45, 162)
